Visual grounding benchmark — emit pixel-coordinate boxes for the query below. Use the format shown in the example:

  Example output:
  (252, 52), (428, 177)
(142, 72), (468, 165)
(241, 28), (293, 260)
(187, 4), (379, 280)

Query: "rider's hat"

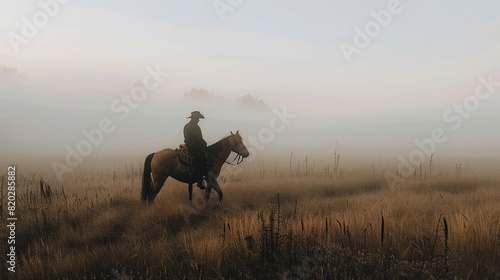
(187, 111), (205, 119)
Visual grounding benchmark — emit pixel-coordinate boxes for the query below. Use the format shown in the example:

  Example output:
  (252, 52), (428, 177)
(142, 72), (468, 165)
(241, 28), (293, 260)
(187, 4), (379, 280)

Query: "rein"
(226, 153), (244, 165)
(208, 148), (245, 165)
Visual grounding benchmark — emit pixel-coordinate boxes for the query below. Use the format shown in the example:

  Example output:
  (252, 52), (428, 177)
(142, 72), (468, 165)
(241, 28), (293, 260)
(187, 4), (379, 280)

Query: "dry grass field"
(2, 159), (500, 279)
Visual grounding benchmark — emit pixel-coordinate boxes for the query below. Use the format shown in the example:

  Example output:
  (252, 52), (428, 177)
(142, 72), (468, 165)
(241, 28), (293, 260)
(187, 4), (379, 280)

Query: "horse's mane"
(207, 135), (231, 154)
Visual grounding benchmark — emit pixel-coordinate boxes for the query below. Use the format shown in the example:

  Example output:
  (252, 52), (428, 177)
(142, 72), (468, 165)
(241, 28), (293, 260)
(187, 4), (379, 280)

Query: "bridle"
(207, 137), (246, 165)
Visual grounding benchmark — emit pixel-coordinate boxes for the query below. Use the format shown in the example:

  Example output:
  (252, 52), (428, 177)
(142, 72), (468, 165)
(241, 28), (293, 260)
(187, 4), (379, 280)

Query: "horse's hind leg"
(209, 178), (223, 207)
(149, 176), (168, 203)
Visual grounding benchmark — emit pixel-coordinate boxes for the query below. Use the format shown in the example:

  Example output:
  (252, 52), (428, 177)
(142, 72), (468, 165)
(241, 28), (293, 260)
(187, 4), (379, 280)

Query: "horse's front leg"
(203, 177), (222, 206)
(203, 185), (211, 207)
(211, 178), (223, 207)
(203, 176), (213, 207)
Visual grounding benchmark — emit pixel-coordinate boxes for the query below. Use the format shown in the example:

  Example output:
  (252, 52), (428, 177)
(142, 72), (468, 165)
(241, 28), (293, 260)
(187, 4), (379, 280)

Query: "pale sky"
(1, 0), (500, 164)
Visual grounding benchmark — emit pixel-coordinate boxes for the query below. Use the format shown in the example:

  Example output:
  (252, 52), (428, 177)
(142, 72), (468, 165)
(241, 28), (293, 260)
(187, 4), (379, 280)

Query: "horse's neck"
(212, 137), (232, 161)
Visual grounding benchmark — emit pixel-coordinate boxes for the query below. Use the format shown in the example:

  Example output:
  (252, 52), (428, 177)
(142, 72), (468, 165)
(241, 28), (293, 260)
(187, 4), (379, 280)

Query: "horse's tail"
(141, 152), (155, 202)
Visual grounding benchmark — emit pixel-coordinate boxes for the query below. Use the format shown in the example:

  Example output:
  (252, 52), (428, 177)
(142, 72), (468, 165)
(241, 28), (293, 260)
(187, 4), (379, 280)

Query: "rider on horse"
(184, 111), (208, 188)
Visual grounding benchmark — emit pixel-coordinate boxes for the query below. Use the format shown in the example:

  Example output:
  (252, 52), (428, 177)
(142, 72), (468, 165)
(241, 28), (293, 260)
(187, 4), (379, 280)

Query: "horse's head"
(229, 130), (250, 158)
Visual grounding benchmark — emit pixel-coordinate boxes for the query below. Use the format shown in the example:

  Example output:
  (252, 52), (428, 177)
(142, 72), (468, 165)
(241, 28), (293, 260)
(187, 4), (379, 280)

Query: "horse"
(141, 130), (249, 205)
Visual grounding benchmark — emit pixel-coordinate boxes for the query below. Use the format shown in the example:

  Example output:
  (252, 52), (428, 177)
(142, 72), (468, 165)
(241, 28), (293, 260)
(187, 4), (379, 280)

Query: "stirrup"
(197, 179), (207, 189)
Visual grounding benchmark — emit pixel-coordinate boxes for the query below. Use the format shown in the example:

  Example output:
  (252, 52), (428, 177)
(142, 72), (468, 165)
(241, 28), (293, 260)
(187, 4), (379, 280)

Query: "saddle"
(176, 144), (212, 166)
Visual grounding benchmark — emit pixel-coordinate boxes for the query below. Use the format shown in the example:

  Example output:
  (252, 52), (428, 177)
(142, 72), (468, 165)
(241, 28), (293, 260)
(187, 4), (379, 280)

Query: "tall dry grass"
(2, 161), (500, 279)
